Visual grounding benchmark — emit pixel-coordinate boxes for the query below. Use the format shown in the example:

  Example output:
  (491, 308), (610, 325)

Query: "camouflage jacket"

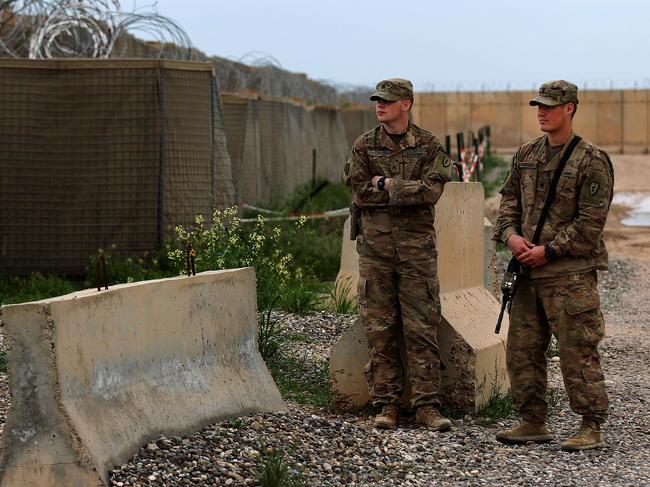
(494, 132), (614, 278)
(344, 122), (452, 261)
(344, 122), (452, 208)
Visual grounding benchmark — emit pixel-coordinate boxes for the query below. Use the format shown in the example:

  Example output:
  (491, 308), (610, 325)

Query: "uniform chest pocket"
(552, 170), (578, 219)
(368, 156), (389, 176)
(402, 156), (421, 179)
(519, 163), (537, 205)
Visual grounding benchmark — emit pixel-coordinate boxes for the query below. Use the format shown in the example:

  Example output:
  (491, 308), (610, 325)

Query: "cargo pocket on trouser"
(564, 285), (604, 345)
(561, 284), (608, 416)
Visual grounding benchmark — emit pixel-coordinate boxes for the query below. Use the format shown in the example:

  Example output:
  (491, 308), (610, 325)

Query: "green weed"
(258, 305), (283, 363)
(328, 276), (357, 314)
(255, 449), (303, 487)
(227, 418), (244, 429)
(85, 246), (174, 287)
(278, 274), (317, 314)
(480, 154), (510, 197)
(269, 354), (331, 409)
(169, 208), (297, 310)
(477, 386), (514, 425)
(0, 273), (78, 305)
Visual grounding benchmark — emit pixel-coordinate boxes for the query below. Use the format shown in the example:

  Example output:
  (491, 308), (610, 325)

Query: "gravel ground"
(0, 257), (647, 486)
(107, 255), (649, 486)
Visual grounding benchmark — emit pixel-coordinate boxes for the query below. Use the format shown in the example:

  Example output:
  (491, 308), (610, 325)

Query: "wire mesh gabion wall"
(0, 0), (193, 60)
(0, 59), (235, 276)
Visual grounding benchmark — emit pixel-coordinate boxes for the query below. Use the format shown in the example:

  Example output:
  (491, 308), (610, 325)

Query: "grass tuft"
(268, 354), (331, 409)
(328, 276), (357, 314)
(255, 449), (303, 487)
(477, 387), (514, 425)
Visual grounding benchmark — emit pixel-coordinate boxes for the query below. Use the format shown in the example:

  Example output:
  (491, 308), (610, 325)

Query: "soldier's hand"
(506, 234), (534, 259)
(518, 245), (548, 268)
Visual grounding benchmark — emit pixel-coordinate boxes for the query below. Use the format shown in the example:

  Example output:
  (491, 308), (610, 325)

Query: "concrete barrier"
(0, 268), (283, 487)
(330, 183), (509, 413)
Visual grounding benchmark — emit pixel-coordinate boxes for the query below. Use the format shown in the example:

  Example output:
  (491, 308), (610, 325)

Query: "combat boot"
(495, 421), (553, 444)
(374, 404), (399, 429)
(561, 417), (604, 451)
(415, 406), (451, 431)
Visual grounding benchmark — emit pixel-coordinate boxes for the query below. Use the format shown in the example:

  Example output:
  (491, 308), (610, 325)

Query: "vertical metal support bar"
(473, 136), (480, 182)
(210, 73), (217, 211)
(456, 132), (465, 182)
(101, 255), (108, 290)
(312, 148), (317, 189)
(157, 64), (166, 248)
(620, 90), (625, 154)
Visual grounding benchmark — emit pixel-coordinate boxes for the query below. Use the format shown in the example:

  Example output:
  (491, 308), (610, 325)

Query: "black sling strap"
(531, 135), (582, 244)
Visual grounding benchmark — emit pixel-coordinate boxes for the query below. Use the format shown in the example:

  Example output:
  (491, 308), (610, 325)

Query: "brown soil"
(485, 154), (650, 260)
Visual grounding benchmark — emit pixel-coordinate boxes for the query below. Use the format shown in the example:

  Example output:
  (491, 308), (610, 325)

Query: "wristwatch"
(544, 244), (558, 262)
(377, 177), (387, 191)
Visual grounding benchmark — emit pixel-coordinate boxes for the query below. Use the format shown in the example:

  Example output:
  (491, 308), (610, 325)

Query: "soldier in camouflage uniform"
(344, 79), (453, 431)
(494, 80), (614, 451)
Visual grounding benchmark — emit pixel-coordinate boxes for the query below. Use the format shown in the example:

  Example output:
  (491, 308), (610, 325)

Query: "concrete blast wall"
(413, 89), (650, 153)
(330, 183), (509, 412)
(0, 268), (283, 487)
(221, 93), (376, 205)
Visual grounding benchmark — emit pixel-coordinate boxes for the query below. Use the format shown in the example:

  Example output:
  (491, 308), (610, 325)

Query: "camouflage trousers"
(357, 247), (442, 409)
(507, 270), (609, 423)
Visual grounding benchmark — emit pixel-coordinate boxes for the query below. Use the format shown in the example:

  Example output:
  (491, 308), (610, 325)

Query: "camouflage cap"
(529, 80), (579, 107)
(370, 78), (414, 102)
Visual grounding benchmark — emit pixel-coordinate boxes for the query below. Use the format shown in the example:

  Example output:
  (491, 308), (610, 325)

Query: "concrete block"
(0, 268), (283, 487)
(330, 183), (509, 412)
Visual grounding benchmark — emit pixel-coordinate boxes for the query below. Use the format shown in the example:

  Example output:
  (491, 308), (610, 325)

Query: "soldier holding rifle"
(494, 80), (614, 450)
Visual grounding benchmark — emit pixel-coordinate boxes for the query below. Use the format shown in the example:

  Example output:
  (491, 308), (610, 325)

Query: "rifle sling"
(531, 135), (582, 245)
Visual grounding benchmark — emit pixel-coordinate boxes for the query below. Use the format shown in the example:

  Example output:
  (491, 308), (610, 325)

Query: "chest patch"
(402, 148), (426, 158)
(367, 149), (392, 157)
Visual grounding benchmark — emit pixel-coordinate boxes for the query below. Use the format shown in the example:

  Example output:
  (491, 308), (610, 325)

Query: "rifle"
(494, 135), (582, 334)
(495, 256), (520, 334)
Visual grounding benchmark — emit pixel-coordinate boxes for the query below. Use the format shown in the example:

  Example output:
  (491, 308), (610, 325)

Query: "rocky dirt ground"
(104, 255), (649, 486)
(1, 154), (649, 486)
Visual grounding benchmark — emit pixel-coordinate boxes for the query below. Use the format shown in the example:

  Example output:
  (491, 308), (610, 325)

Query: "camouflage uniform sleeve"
(493, 153), (522, 243)
(546, 153), (614, 257)
(387, 139), (452, 206)
(344, 136), (389, 207)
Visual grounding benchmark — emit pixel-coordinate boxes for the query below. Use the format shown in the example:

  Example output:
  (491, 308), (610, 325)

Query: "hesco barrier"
(413, 89), (650, 153)
(220, 93), (376, 205)
(0, 59), (235, 275)
(0, 268), (283, 487)
(330, 183), (509, 412)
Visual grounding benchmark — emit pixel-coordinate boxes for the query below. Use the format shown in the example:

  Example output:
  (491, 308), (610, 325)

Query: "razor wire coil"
(0, 0), (193, 59)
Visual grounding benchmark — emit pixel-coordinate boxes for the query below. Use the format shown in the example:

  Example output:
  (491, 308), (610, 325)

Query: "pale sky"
(136, 0), (650, 91)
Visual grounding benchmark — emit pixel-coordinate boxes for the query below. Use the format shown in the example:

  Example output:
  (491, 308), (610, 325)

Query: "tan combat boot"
(374, 404), (400, 429)
(415, 406), (452, 431)
(561, 418), (604, 451)
(495, 421), (553, 444)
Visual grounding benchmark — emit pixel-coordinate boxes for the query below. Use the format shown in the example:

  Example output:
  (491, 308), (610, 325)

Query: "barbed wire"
(237, 51), (282, 69)
(0, 0), (193, 59)
(417, 79), (650, 93)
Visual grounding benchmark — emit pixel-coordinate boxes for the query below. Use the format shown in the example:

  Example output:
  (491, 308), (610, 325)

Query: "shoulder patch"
(581, 171), (609, 206)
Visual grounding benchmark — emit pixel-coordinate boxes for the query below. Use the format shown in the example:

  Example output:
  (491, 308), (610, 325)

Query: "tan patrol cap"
(529, 80), (579, 107)
(370, 78), (414, 102)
